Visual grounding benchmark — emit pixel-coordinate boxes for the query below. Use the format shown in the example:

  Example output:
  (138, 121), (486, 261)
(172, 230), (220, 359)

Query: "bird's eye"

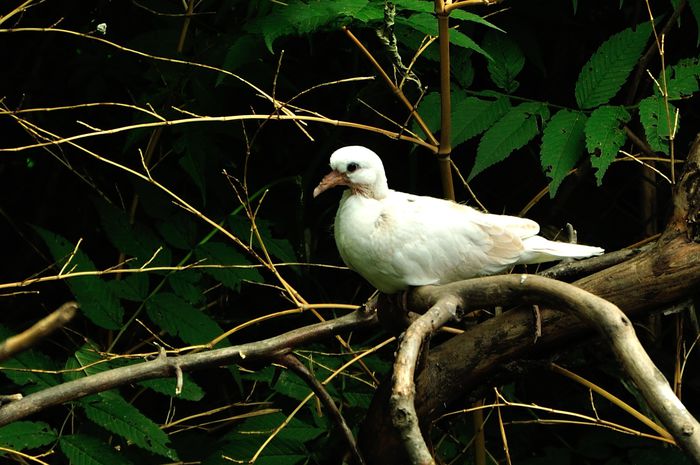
(347, 162), (359, 173)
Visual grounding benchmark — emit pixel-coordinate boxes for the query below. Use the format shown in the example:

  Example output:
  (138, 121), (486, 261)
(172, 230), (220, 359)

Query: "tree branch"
(360, 134), (700, 464)
(391, 294), (461, 464)
(0, 308), (378, 426)
(406, 275), (700, 461)
(0, 302), (78, 363)
(277, 353), (366, 465)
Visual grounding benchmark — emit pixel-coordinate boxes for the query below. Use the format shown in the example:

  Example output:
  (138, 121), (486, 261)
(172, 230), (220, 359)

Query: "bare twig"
(277, 354), (366, 465)
(0, 302), (78, 363)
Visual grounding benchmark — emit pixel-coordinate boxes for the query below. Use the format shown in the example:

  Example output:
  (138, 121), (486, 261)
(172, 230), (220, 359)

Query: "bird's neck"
(351, 179), (389, 200)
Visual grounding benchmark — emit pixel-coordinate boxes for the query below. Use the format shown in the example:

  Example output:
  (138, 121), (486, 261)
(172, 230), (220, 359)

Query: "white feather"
(316, 146), (604, 293)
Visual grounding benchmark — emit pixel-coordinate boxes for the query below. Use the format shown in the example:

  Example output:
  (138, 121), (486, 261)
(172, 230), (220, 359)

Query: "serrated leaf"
(92, 199), (162, 265)
(146, 292), (228, 347)
(585, 105), (631, 184)
(208, 412), (322, 464)
(139, 375), (205, 401)
(450, 9), (504, 31)
(217, 34), (261, 86)
(664, 57), (700, 100)
(690, 0), (700, 46)
(471, 102), (550, 180)
(81, 392), (177, 460)
(60, 434), (134, 465)
(483, 30), (525, 92)
(167, 269), (205, 305)
(0, 421), (56, 450)
(0, 325), (61, 392)
(453, 96), (511, 146)
(244, 0), (371, 53)
(63, 345), (110, 383)
(227, 216), (297, 265)
(414, 92), (511, 147)
(157, 213), (198, 250)
(638, 95), (679, 153)
(195, 241), (264, 291)
(397, 13), (490, 59)
(33, 227), (124, 330)
(272, 369), (338, 402)
(238, 412), (324, 443)
(540, 110), (588, 196)
(575, 22), (652, 109)
(174, 130), (223, 206)
(108, 272), (149, 302)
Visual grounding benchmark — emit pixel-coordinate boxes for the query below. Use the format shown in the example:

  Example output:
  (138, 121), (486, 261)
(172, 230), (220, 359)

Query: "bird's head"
(313, 146), (389, 199)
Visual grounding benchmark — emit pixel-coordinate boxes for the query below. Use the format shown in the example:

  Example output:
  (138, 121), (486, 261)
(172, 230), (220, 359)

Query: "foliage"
(1, 0), (699, 464)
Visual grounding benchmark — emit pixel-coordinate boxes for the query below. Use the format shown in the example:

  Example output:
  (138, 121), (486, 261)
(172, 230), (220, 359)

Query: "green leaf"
(195, 241), (264, 291)
(157, 213), (198, 250)
(63, 344), (110, 382)
(0, 325), (61, 392)
(575, 22), (652, 109)
(33, 227), (124, 330)
(689, 0), (700, 46)
(167, 269), (205, 305)
(92, 199), (163, 265)
(414, 92), (511, 148)
(139, 375), (205, 401)
(272, 369), (337, 402)
(228, 215), (297, 265)
(207, 412), (322, 465)
(585, 105), (631, 184)
(664, 57), (700, 100)
(174, 130), (223, 206)
(397, 13), (490, 59)
(453, 96), (511, 146)
(540, 109), (588, 196)
(146, 292), (228, 347)
(108, 272), (149, 302)
(394, 0), (503, 31)
(0, 421), (56, 450)
(471, 102), (550, 180)
(244, 0), (371, 53)
(60, 434), (134, 465)
(217, 34), (263, 86)
(81, 392), (177, 460)
(638, 95), (679, 153)
(450, 9), (504, 32)
(483, 30), (525, 93)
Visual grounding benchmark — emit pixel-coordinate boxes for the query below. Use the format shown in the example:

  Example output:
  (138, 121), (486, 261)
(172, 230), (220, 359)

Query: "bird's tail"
(518, 236), (604, 264)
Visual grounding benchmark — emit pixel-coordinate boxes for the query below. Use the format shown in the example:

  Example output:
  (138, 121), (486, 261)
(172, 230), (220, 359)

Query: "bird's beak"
(313, 170), (349, 198)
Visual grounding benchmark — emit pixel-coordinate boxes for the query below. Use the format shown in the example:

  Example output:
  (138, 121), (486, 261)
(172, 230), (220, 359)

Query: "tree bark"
(358, 133), (700, 464)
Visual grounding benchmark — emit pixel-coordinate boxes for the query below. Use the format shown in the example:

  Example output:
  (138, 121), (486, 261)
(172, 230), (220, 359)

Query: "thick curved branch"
(403, 275), (700, 461)
(0, 308), (378, 426)
(360, 133), (700, 465)
(391, 295), (461, 464)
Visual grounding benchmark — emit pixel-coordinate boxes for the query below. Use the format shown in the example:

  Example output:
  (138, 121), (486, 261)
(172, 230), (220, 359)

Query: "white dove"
(314, 146), (604, 294)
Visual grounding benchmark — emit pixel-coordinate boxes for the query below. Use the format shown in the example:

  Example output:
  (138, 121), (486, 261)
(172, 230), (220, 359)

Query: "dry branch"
(407, 275), (700, 462)
(360, 134), (700, 464)
(278, 354), (366, 465)
(0, 302), (78, 363)
(0, 308), (378, 426)
(391, 294), (462, 464)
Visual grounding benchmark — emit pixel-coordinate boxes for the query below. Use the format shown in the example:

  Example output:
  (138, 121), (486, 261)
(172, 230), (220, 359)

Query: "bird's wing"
(375, 192), (531, 286)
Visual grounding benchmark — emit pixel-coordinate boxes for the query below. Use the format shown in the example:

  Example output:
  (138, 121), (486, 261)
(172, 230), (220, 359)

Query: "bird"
(313, 146), (604, 294)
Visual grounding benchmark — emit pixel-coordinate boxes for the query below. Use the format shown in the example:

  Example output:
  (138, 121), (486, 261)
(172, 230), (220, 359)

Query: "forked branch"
(391, 275), (700, 464)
